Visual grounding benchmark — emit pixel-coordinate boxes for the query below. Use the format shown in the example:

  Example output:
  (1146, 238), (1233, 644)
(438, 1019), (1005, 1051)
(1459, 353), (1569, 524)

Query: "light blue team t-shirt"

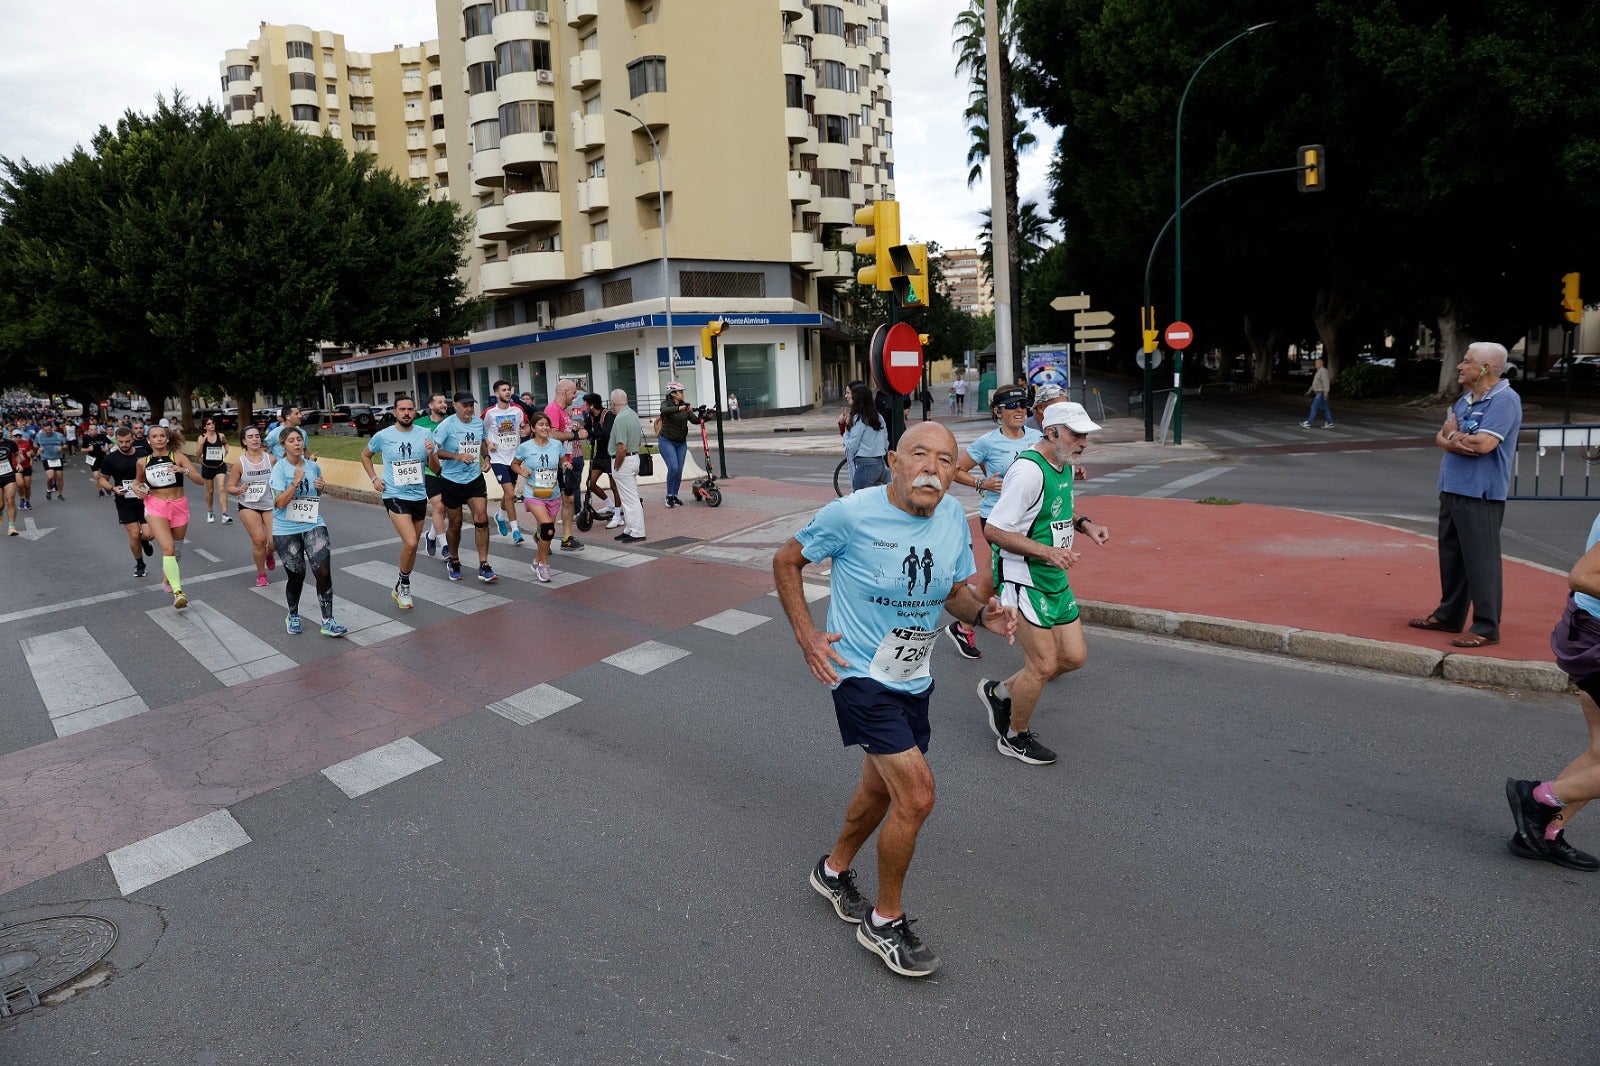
(1576, 511), (1600, 617)
(430, 415), (486, 484)
(367, 425), (429, 502)
(269, 457), (326, 534)
(265, 425), (286, 460)
(34, 431), (66, 460)
(513, 437), (566, 497)
(967, 425), (1043, 518)
(794, 487), (976, 695)
(1438, 380), (1521, 502)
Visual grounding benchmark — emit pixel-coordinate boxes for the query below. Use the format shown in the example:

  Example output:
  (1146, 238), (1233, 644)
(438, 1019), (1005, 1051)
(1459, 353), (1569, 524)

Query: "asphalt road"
(2, 465), (1598, 1062)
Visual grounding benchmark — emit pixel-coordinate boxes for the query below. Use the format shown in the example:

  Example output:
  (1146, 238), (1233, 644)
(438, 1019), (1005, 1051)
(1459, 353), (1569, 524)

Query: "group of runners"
(779, 383), (1109, 977)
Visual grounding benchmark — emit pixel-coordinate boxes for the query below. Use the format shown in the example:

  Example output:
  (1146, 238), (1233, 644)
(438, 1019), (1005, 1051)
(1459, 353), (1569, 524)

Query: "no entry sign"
(1164, 322), (1194, 350)
(878, 322), (925, 395)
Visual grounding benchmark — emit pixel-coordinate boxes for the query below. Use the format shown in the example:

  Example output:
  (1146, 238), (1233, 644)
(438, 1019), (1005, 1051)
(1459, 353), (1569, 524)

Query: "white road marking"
(1208, 428), (1259, 444)
(695, 608), (770, 635)
(20, 627), (150, 737)
(1139, 467), (1233, 498)
(484, 555), (590, 589)
(602, 640), (690, 675)
(193, 548), (223, 563)
(578, 545), (654, 567)
(321, 737), (441, 799)
(488, 683), (582, 726)
(147, 600), (296, 686)
(16, 517), (56, 541)
(106, 809), (251, 896)
(343, 561), (508, 614)
(250, 585), (412, 646)
(767, 583), (830, 603)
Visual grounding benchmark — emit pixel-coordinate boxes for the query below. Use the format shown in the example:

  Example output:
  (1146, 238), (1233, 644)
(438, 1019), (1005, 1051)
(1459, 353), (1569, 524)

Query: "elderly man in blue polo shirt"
(1409, 341), (1523, 648)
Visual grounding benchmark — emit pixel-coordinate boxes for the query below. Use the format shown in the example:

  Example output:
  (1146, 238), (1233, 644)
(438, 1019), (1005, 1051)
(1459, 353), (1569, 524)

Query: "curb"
(1077, 600), (1572, 695)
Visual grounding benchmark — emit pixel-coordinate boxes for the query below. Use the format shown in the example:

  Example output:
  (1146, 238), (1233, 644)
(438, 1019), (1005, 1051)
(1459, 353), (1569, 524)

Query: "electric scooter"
(688, 406), (722, 507)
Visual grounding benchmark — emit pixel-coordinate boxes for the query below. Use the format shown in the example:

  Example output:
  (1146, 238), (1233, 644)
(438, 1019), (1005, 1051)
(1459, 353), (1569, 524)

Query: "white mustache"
(911, 474), (943, 490)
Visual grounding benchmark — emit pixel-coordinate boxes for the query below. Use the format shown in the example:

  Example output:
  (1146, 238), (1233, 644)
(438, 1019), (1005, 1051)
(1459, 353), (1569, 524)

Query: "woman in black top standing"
(583, 392), (619, 523)
(198, 416), (232, 524)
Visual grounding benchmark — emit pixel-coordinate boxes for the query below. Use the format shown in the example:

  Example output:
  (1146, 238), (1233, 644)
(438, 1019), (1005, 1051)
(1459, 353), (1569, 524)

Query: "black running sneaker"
(856, 914), (941, 978)
(141, 537), (154, 557)
(978, 678), (1011, 738)
(998, 730), (1057, 765)
(809, 856), (869, 924)
(1506, 778), (1559, 851)
(943, 619), (980, 659)
(1506, 831), (1600, 872)
(134, 559), (147, 579)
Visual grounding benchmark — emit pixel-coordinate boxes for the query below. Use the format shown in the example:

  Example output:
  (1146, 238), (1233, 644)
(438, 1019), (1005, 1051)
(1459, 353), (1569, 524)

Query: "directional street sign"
(1074, 328), (1115, 342)
(1050, 293), (1092, 312)
(1076, 341), (1114, 353)
(1073, 310), (1114, 328)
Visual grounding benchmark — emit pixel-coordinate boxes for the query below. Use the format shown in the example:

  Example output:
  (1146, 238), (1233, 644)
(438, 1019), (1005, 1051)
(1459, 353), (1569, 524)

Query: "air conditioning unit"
(535, 69), (555, 84)
(535, 300), (552, 329)
(541, 130), (558, 145)
(533, 10), (551, 24)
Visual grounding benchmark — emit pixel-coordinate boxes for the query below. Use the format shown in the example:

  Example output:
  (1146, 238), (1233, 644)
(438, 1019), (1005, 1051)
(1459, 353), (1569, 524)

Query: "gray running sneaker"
(855, 914), (941, 978)
(809, 856), (869, 924)
(997, 730), (1056, 765)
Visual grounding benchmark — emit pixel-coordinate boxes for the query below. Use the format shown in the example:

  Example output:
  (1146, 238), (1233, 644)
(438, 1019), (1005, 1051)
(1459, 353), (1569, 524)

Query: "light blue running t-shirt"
(269, 458), (325, 534)
(430, 415), (486, 484)
(794, 486), (975, 694)
(966, 425), (1043, 518)
(367, 425), (429, 502)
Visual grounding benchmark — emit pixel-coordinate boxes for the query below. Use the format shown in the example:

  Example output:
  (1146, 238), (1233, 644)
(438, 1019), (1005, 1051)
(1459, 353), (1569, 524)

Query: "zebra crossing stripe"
(488, 683), (582, 726)
(106, 809), (251, 896)
(343, 560), (508, 614)
(695, 608), (770, 635)
(484, 555), (590, 589)
(1139, 467), (1234, 498)
(20, 626), (150, 737)
(146, 599), (297, 686)
(602, 640), (691, 675)
(578, 545), (654, 567)
(321, 737), (441, 799)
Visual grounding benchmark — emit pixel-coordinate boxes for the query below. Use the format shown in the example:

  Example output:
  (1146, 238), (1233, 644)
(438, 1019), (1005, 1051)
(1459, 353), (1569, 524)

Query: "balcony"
(425, 39), (440, 62)
(501, 131), (558, 173)
(468, 91), (500, 126)
(434, 156), (450, 175)
(815, 249), (852, 280)
(626, 92), (669, 131)
(433, 126), (449, 148)
(785, 108), (812, 144)
(571, 111), (605, 150)
(810, 33), (845, 65)
(634, 162), (672, 198)
(566, 0), (598, 27)
(817, 197), (854, 226)
(476, 205), (516, 242)
(409, 162), (428, 180)
(509, 250), (566, 288)
(781, 42), (808, 77)
(431, 97), (445, 117)
(324, 93), (340, 112)
(473, 148), (504, 188)
(816, 142), (850, 171)
(407, 133), (427, 151)
(569, 50), (601, 88)
(789, 231), (815, 264)
(428, 69), (442, 88)
(779, 0), (805, 19)
(480, 261), (514, 295)
(578, 176), (609, 213)
(581, 241), (613, 274)
(493, 10), (549, 45)
(290, 87), (319, 109)
(505, 191), (562, 229)
(787, 170), (812, 203)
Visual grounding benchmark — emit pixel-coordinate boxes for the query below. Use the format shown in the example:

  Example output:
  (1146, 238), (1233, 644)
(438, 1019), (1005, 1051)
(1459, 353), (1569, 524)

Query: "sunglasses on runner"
(996, 401), (1028, 410)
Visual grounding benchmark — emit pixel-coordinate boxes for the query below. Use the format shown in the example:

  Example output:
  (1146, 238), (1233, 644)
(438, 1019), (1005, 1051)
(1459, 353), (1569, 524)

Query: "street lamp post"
(1172, 21), (1272, 443)
(616, 108), (676, 386)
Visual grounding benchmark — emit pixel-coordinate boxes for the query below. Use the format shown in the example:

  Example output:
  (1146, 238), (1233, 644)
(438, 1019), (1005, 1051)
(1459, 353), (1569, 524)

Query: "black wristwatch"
(1073, 515), (1092, 533)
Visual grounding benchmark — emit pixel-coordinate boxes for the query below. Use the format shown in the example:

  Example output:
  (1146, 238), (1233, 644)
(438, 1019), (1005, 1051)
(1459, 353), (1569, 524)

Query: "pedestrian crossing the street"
(1192, 417), (1431, 450)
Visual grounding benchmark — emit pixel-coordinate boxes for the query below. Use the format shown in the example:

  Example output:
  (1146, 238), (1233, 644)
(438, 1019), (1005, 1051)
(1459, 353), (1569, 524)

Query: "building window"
(430, 85), (443, 101)
(814, 4), (844, 37)
(818, 115), (848, 144)
(815, 60), (847, 91)
(580, 31), (597, 51)
(818, 169), (850, 198)
(587, 156), (606, 178)
(286, 40), (314, 60)
(602, 278), (632, 307)
(497, 39), (552, 75)
(499, 100), (556, 136)
(583, 93), (603, 115)
(468, 61), (498, 95)
(290, 72), (317, 92)
(291, 105), (321, 123)
(227, 64), (252, 83)
(680, 272), (767, 299)
(786, 75), (805, 110)
(464, 3), (494, 38)
(592, 220), (610, 241)
(230, 95), (255, 112)
(496, 0), (550, 11)
(556, 290), (586, 317)
(472, 120), (501, 152)
(626, 56), (667, 98)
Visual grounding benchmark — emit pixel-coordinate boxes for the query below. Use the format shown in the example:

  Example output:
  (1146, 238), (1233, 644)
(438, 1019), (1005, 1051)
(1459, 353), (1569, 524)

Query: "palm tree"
(977, 201), (1053, 280)
(952, 0), (1034, 362)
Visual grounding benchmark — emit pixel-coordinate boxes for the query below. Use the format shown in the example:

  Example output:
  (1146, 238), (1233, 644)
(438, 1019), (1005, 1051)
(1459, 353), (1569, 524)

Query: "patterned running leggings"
(273, 526), (334, 619)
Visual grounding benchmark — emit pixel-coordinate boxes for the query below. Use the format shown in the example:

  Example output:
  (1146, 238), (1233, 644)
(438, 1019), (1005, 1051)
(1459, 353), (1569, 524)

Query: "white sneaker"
(1300, 421), (1311, 428)
(206, 512), (215, 523)
(535, 562), (551, 583)
(606, 516), (624, 529)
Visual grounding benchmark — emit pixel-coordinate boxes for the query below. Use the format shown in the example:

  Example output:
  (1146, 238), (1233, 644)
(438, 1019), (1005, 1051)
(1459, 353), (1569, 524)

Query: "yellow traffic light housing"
(889, 242), (929, 310)
(1141, 306), (1159, 354)
(1297, 144), (1325, 192)
(1563, 272), (1583, 325)
(701, 318), (727, 360)
(854, 200), (901, 291)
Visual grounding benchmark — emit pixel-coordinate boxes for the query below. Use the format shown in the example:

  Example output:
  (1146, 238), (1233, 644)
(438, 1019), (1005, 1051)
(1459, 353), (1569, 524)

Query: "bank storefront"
(456, 312), (835, 416)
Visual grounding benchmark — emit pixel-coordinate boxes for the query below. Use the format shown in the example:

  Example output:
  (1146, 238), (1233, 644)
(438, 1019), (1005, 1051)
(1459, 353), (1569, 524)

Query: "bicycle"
(833, 457), (852, 497)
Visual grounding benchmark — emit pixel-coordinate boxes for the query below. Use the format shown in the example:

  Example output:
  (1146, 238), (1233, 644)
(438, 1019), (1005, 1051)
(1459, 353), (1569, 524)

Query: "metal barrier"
(1511, 423), (1600, 500)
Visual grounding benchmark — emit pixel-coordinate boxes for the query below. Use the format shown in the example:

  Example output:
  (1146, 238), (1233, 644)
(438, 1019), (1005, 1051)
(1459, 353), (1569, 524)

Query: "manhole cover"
(0, 916), (117, 1018)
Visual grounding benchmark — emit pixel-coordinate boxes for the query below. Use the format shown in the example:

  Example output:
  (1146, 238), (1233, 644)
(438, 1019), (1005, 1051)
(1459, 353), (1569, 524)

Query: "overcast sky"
(0, 0), (1052, 251)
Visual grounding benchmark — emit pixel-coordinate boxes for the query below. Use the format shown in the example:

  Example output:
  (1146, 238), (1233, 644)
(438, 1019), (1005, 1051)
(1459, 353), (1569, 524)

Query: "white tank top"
(238, 452), (274, 510)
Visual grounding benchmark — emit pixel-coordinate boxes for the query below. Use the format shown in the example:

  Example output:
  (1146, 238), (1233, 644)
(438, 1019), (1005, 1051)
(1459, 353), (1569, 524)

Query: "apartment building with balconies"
(934, 246), (993, 318)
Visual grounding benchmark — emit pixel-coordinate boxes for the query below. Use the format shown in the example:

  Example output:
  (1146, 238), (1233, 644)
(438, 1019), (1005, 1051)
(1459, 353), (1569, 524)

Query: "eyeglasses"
(996, 401), (1027, 410)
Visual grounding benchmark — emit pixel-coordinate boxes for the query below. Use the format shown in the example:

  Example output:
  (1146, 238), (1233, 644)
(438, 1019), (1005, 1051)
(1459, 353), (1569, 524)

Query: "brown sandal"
(1408, 616), (1455, 631)
(1451, 634), (1500, 648)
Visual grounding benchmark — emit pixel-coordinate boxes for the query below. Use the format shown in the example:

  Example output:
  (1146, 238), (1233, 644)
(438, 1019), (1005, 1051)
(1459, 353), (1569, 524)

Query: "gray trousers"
(1433, 491), (1505, 639)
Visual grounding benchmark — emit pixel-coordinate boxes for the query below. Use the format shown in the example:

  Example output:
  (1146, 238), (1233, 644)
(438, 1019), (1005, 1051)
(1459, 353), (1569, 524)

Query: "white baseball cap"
(1041, 402), (1100, 435)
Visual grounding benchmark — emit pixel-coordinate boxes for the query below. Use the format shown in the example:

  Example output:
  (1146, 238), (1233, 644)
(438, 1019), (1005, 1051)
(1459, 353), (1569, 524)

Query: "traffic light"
(889, 242), (929, 310)
(1141, 306), (1159, 354)
(1297, 144), (1325, 192)
(1563, 272), (1583, 325)
(854, 200), (900, 291)
(701, 318), (727, 360)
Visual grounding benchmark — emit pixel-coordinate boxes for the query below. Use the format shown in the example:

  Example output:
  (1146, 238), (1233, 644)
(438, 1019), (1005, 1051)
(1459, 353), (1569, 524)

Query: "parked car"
(298, 408), (328, 434)
(369, 404), (395, 429)
(196, 408), (238, 432)
(330, 404), (379, 436)
(1548, 355), (1600, 382)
